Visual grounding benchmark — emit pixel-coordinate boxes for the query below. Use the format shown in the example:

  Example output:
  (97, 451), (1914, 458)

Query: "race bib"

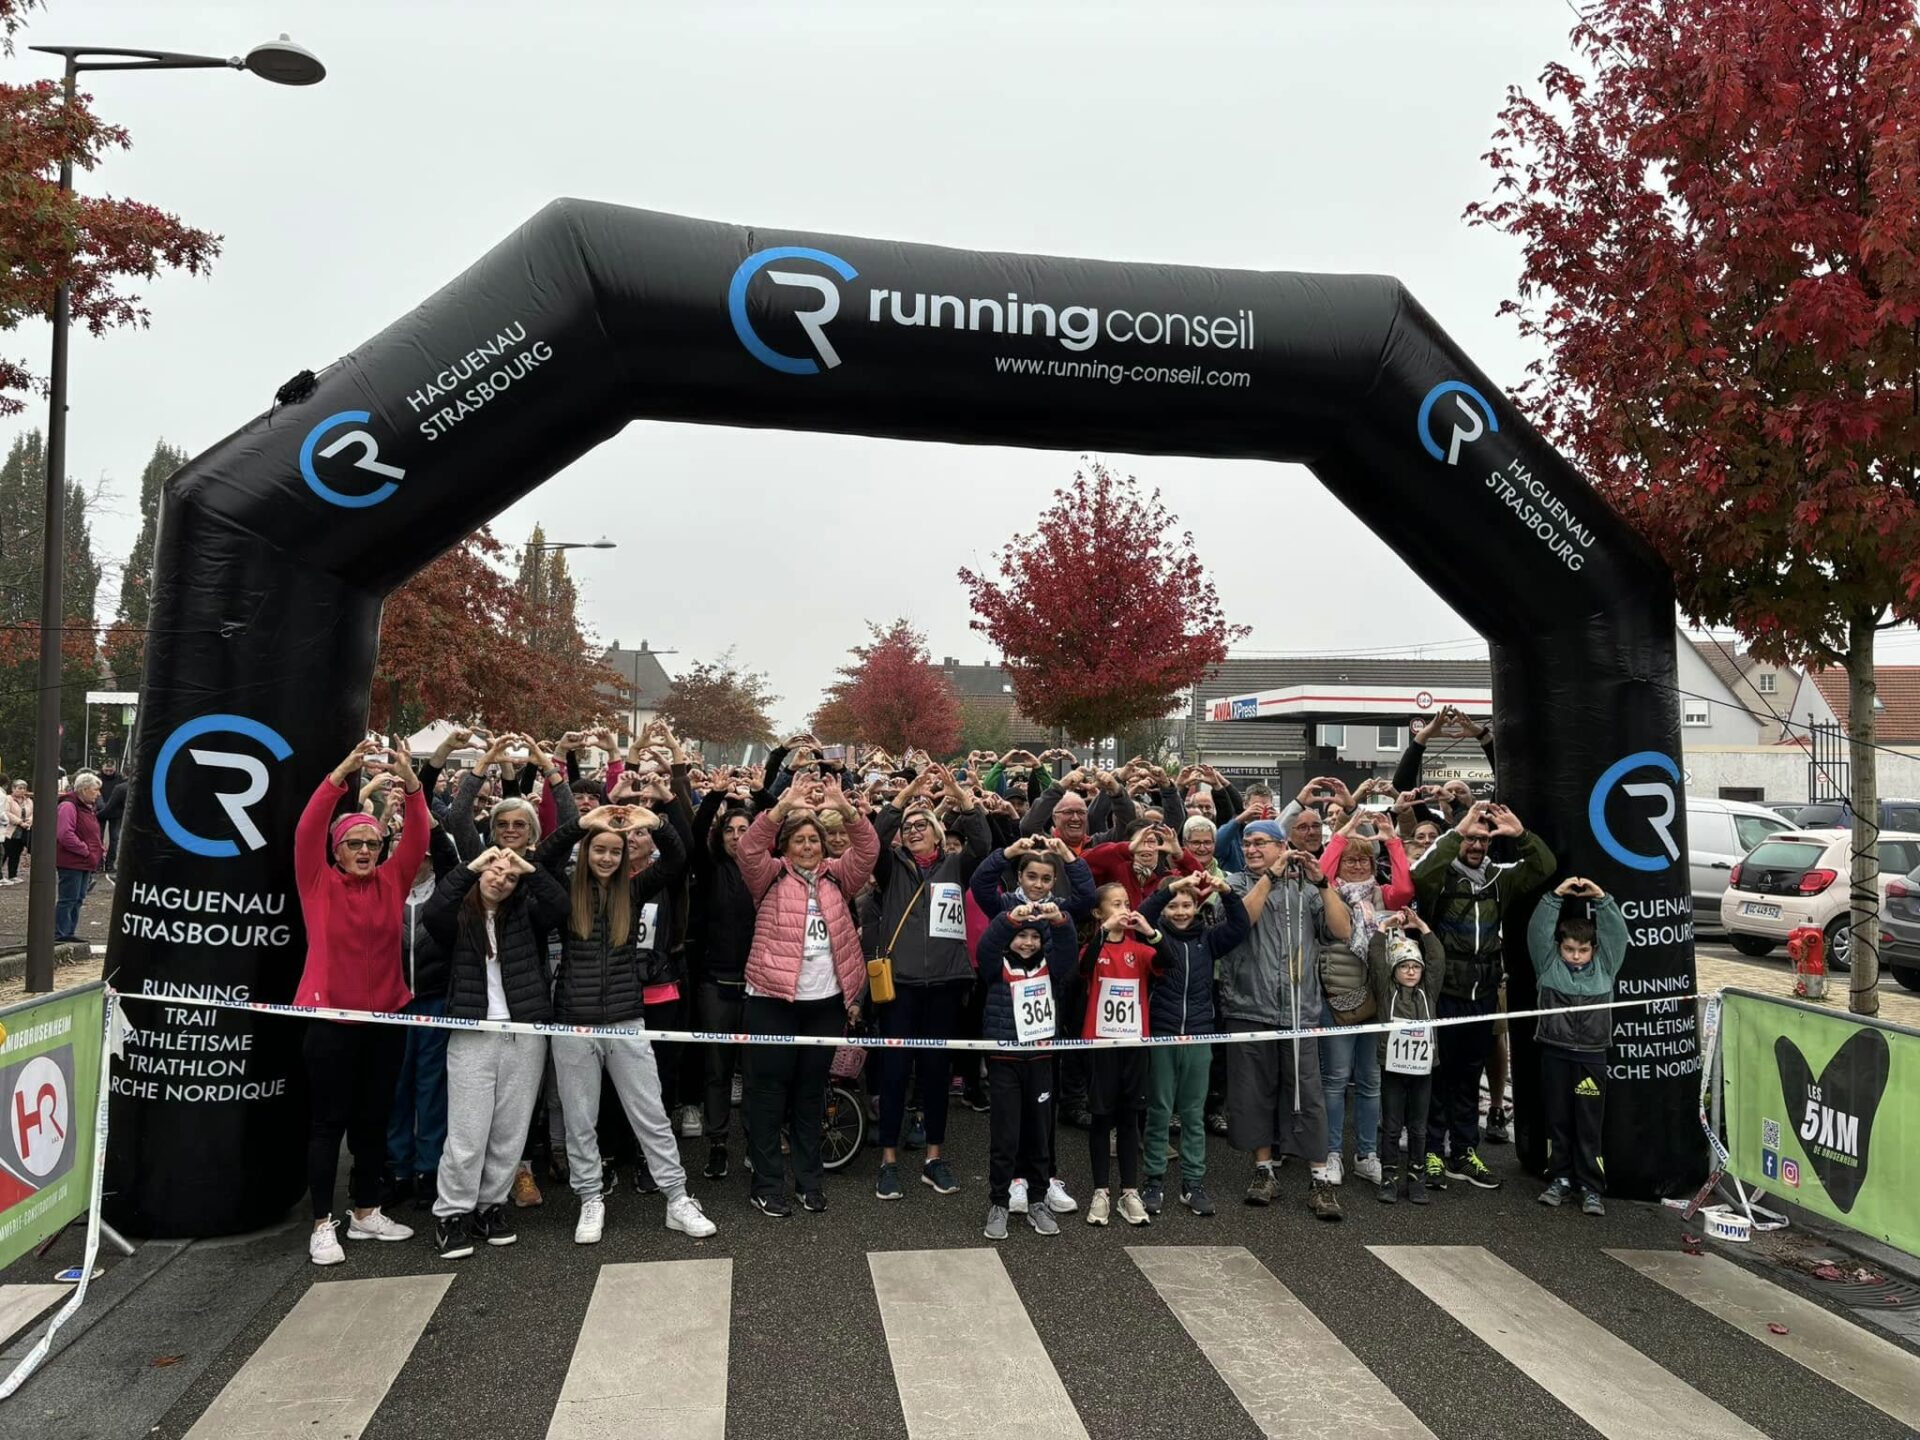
(929, 882), (967, 941)
(804, 898), (832, 957)
(1095, 977), (1141, 1039)
(1386, 1024), (1434, 1076)
(636, 902), (659, 951)
(1011, 975), (1055, 1043)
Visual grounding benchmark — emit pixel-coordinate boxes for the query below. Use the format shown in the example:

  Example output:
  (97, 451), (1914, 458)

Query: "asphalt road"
(5, 1100), (1914, 1440)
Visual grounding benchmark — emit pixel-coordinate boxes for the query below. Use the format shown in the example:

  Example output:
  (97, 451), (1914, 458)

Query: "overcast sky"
(9, 0), (1885, 728)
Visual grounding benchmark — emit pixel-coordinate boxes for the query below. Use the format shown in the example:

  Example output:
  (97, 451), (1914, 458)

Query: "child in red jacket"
(1081, 883), (1160, 1228)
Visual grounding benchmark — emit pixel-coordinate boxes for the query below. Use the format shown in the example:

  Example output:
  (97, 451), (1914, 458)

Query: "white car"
(1719, 829), (1920, 968)
(1686, 796), (1795, 932)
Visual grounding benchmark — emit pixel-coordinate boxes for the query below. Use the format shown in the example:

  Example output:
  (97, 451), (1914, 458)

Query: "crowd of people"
(0, 760), (127, 940)
(291, 704), (1628, 1264)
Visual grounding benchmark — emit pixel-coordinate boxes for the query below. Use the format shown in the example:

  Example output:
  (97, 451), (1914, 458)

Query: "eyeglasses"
(339, 838), (381, 853)
(901, 819), (933, 833)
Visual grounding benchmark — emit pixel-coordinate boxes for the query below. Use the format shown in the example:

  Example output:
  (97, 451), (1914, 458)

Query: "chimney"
(640, 639), (649, 652)
(943, 657), (957, 667)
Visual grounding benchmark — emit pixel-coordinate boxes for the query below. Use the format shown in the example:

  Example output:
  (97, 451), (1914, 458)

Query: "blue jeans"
(386, 995), (450, 1176)
(54, 867), (92, 941)
(1320, 1026), (1382, 1159)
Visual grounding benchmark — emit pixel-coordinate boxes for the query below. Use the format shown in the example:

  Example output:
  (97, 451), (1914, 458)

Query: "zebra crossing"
(160, 1244), (1920, 1439)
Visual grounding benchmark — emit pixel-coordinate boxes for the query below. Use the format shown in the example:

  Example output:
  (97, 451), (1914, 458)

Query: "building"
(1805, 665), (1920, 743)
(597, 640), (675, 746)
(1684, 637), (1804, 743)
(938, 660), (1057, 752)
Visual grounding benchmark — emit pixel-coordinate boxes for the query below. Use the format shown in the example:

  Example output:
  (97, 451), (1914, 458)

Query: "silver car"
(1875, 865), (1920, 992)
(1686, 797), (1795, 933)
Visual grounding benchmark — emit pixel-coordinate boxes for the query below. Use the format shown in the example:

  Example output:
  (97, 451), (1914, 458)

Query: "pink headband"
(331, 813), (383, 849)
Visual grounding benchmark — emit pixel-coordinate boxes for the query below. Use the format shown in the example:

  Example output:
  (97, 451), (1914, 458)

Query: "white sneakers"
(346, 1208), (414, 1243)
(575, 1197), (606, 1245)
(677, 1105), (705, 1138)
(1085, 1188), (1111, 1226)
(1008, 1179), (1030, 1214)
(1045, 1178), (1078, 1214)
(1352, 1153), (1384, 1185)
(1324, 1152), (1345, 1186)
(666, 1193), (717, 1238)
(309, 1219), (346, 1266)
(1115, 1190), (1152, 1227)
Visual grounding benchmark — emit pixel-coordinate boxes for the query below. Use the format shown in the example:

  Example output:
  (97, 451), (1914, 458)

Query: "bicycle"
(822, 1043), (867, 1171)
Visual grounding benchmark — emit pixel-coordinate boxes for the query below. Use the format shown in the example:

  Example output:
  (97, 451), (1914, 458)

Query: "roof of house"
(939, 661), (1022, 702)
(1687, 638), (1758, 697)
(1808, 667), (1920, 743)
(598, 640), (675, 706)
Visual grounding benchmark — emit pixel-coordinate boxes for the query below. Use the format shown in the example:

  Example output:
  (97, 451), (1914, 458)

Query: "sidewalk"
(1696, 949), (1920, 1029)
(0, 863), (114, 957)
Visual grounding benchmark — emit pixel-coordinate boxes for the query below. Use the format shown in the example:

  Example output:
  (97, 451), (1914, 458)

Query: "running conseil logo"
(152, 714), (294, 859)
(301, 409), (405, 508)
(1417, 380), (1499, 466)
(1587, 750), (1682, 873)
(728, 246), (860, 375)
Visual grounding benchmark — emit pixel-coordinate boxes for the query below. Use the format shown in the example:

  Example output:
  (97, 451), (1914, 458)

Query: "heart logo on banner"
(1773, 1029), (1890, 1213)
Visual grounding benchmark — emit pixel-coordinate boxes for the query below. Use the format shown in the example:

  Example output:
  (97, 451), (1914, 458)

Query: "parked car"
(1687, 797), (1796, 932)
(1719, 829), (1920, 969)
(1782, 797), (1920, 831)
(1873, 866), (1920, 992)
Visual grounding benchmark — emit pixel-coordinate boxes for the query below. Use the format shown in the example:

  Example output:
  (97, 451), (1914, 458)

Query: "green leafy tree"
(102, 438), (185, 687)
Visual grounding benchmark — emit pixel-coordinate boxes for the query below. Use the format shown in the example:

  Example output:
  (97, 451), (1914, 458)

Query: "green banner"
(0, 984), (105, 1273)
(1722, 986), (1920, 1254)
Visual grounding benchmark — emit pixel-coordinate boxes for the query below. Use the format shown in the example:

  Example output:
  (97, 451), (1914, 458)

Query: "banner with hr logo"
(0, 984), (104, 1272)
(1722, 987), (1918, 1255)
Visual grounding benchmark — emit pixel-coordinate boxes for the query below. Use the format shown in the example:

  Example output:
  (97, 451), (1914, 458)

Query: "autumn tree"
(959, 461), (1245, 749)
(1469, 0), (1920, 1014)
(0, 430), (101, 773)
(955, 698), (1015, 759)
(813, 619), (961, 756)
(101, 438), (185, 687)
(373, 526), (629, 741)
(1, 1), (222, 417)
(656, 651), (779, 751)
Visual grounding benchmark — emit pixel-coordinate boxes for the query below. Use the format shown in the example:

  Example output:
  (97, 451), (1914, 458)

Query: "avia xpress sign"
(728, 245), (1258, 386)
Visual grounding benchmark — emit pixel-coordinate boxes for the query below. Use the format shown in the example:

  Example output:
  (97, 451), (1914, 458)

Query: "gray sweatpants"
(434, 1031), (548, 1219)
(552, 1035), (687, 1202)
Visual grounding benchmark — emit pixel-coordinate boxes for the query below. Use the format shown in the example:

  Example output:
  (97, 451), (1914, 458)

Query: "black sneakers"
(703, 1143), (729, 1180)
(477, 1203), (517, 1246)
(435, 1213), (475, 1260)
(749, 1192), (792, 1219)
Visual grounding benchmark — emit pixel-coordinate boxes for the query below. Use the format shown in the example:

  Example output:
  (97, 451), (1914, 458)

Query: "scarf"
(1338, 878), (1385, 958)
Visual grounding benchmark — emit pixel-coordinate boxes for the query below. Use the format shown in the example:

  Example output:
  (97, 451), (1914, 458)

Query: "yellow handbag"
(868, 879), (926, 1005)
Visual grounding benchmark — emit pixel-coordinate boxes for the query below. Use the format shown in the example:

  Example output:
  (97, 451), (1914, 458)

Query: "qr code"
(1762, 1118), (1782, 1150)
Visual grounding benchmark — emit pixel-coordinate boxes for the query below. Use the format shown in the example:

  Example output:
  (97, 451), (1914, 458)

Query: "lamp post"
(22, 37), (325, 994)
(521, 538), (615, 652)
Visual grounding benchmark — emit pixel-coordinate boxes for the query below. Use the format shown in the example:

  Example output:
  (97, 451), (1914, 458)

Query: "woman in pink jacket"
(737, 775), (878, 1218)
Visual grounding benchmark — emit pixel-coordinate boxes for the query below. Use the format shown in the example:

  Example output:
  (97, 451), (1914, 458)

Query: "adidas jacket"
(1526, 894), (1628, 1053)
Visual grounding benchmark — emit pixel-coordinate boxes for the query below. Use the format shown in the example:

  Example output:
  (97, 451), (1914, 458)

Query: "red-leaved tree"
(1, 2), (223, 416)
(812, 619), (961, 755)
(1468, 0), (1920, 1013)
(657, 652), (779, 751)
(373, 527), (630, 740)
(958, 460), (1247, 745)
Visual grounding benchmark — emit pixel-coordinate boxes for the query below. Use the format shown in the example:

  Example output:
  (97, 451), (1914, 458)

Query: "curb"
(0, 943), (103, 988)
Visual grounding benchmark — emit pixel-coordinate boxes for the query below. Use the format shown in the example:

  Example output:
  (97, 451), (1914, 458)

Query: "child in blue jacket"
(1137, 873), (1251, 1218)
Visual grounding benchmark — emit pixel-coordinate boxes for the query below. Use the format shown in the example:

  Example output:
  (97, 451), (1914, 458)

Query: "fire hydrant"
(1787, 926), (1828, 1000)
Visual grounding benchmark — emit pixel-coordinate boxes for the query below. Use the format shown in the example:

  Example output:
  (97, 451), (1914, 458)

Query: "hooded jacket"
(867, 804), (991, 986)
(1411, 828), (1556, 1004)
(976, 912), (1081, 1045)
(1138, 885), (1250, 1036)
(737, 807), (879, 1009)
(1366, 931), (1446, 1062)
(537, 820), (687, 1025)
(1527, 893), (1629, 1053)
(425, 862), (570, 1022)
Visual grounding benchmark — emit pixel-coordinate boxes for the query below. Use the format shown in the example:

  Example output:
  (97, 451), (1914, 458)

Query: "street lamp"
(21, 36), (324, 994)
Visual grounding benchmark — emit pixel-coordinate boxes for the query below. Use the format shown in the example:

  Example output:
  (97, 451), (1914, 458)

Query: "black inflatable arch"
(106, 201), (1705, 1236)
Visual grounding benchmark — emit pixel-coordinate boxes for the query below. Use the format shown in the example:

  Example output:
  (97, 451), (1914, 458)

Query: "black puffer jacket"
(689, 796), (761, 986)
(867, 805), (991, 986)
(537, 820), (686, 1024)
(425, 863), (569, 1022)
